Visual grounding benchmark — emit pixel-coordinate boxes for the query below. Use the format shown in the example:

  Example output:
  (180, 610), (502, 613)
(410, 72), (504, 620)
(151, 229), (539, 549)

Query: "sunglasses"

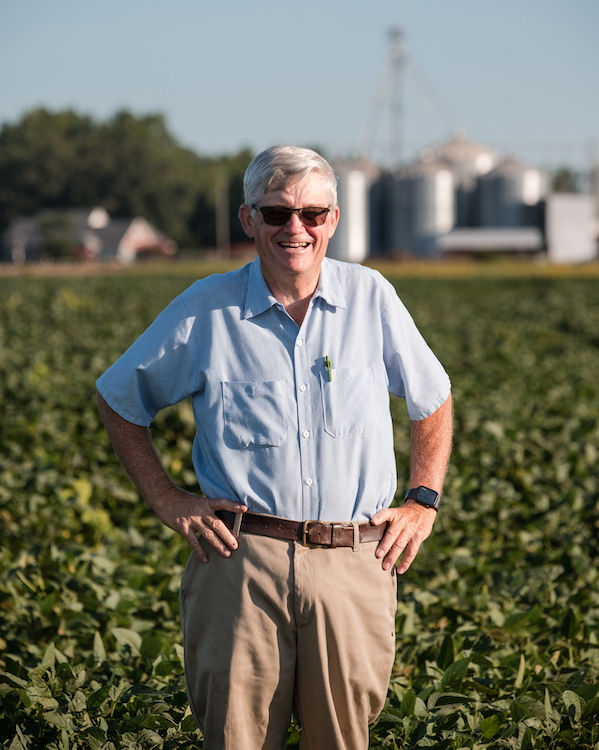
(252, 205), (330, 227)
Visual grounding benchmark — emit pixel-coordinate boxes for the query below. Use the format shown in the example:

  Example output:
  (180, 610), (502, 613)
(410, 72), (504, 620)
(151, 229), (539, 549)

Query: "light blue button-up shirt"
(96, 257), (450, 522)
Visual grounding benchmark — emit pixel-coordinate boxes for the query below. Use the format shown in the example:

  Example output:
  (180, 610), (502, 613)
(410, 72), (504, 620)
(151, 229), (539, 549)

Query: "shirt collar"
(243, 257), (279, 319)
(314, 257), (347, 310)
(243, 256), (347, 320)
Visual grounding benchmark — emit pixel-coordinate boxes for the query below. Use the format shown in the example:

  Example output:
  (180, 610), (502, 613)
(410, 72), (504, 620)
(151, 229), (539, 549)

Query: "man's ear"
(327, 205), (340, 239)
(238, 204), (255, 239)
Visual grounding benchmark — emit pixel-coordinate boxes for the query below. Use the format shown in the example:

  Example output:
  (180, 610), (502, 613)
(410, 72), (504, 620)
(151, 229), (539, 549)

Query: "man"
(96, 146), (452, 750)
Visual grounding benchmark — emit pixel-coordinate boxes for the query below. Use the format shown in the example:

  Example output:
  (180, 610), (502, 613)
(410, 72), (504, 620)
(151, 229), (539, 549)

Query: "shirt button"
(299, 384), (307, 392)
(296, 339), (303, 347)
(302, 430), (310, 438)
(305, 478), (313, 486)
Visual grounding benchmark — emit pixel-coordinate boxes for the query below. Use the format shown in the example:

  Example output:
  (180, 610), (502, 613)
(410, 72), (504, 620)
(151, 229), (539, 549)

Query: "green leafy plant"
(1, 271), (598, 748)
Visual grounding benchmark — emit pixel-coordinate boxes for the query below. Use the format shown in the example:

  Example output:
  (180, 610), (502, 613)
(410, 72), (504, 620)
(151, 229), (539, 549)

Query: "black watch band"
(404, 485), (441, 511)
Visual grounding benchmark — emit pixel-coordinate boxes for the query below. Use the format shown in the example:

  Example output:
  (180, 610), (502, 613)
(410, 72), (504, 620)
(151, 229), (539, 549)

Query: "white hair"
(243, 146), (338, 209)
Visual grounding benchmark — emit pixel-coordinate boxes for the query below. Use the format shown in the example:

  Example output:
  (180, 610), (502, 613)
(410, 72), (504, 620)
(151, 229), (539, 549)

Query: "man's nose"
(285, 210), (305, 232)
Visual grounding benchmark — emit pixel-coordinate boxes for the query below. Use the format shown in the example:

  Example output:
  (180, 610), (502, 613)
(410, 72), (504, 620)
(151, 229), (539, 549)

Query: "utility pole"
(357, 26), (405, 170)
(388, 26), (404, 170)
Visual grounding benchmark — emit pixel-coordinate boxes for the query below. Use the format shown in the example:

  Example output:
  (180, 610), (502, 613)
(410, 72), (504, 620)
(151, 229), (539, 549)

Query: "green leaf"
(39, 592), (58, 617)
(431, 691), (472, 707)
(561, 609), (580, 640)
(87, 684), (111, 712)
(93, 631), (107, 664)
(480, 712), (504, 740)
(180, 714), (199, 732)
(503, 605), (542, 631)
(111, 627), (142, 656)
(401, 689), (416, 716)
(582, 696), (599, 721)
(513, 652), (525, 689)
(43, 709), (73, 730)
(434, 713), (460, 731)
(154, 659), (180, 677)
(120, 683), (169, 702)
(472, 633), (495, 653)
(81, 726), (107, 748)
(408, 721), (426, 745)
(120, 713), (176, 731)
(174, 643), (185, 665)
(511, 695), (545, 721)
(575, 682), (599, 702)
(439, 657), (470, 691)
(70, 689), (87, 712)
(39, 642), (56, 673)
(437, 634), (454, 671)
(25, 682), (58, 709)
(8, 731), (27, 750)
(413, 696), (428, 718)
(562, 689), (584, 725)
(140, 632), (167, 660)
(521, 727), (534, 750)
(56, 662), (74, 681)
(378, 712), (403, 724)
(545, 688), (557, 721)
(0, 671), (28, 689)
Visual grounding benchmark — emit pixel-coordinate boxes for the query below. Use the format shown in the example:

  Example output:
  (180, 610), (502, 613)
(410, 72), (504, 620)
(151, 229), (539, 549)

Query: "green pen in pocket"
(324, 356), (332, 382)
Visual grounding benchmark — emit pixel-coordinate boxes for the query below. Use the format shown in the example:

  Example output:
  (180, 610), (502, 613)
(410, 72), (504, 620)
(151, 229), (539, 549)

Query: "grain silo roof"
(431, 132), (499, 164)
(480, 157), (531, 179)
(395, 157), (449, 178)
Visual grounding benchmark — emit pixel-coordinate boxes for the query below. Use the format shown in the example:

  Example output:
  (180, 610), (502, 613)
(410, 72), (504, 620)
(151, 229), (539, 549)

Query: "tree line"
(0, 108), (254, 250)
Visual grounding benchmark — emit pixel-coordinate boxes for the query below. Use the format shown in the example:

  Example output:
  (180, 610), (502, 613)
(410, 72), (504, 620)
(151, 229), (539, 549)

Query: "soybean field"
(1, 266), (598, 749)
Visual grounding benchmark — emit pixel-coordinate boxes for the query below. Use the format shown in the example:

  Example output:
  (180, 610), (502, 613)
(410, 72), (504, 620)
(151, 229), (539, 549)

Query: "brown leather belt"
(217, 510), (386, 548)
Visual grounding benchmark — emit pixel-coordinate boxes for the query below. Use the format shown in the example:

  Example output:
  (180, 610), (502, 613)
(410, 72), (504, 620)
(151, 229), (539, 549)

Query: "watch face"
(417, 487), (438, 505)
(405, 486), (440, 508)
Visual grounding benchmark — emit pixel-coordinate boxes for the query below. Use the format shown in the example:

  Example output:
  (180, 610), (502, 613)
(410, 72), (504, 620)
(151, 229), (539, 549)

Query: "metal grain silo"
(327, 159), (379, 262)
(386, 157), (455, 257)
(478, 158), (547, 228)
(430, 132), (499, 226)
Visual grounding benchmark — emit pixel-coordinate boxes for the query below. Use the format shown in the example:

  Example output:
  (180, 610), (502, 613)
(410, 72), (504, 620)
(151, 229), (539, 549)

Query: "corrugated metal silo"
(478, 158), (547, 228)
(430, 132), (500, 226)
(386, 157), (455, 257)
(328, 159), (379, 262)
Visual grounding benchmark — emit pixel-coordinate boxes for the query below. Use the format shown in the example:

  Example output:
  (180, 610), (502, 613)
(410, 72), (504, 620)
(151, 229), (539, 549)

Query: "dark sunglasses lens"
(258, 206), (329, 226)
(260, 208), (292, 225)
(300, 209), (328, 226)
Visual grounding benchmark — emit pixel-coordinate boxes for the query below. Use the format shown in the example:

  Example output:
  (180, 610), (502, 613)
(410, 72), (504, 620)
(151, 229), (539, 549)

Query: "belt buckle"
(301, 520), (328, 548)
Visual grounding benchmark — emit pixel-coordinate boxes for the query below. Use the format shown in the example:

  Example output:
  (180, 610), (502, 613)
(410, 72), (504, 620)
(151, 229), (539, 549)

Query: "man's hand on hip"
(371, 501), (436, 574)
(96, 392), (247, 563)
(152, 487), (247, 563)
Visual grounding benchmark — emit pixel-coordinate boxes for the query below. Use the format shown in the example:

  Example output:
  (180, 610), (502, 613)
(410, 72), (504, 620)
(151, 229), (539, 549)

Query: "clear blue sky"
(1, 0), (598, 170)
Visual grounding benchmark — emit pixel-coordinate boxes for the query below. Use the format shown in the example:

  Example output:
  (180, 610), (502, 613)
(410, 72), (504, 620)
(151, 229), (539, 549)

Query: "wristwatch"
(404, 486), (441, 511)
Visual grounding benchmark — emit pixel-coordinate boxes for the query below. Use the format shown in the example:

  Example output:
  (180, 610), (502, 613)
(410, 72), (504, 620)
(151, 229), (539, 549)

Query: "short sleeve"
(381, 282), (451, 421)
(95, 294), (200, 426)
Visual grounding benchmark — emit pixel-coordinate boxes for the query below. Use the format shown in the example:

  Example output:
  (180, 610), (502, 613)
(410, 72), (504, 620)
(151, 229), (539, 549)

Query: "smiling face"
(239, 172), (339, 300)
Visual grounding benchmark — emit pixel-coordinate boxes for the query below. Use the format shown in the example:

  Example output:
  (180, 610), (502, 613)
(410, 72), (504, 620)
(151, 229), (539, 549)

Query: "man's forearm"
(372, 392), (453, 572)
(409, 392), (453, 494)
(96, 391), (247, 562)
(96, 391), (176, 507)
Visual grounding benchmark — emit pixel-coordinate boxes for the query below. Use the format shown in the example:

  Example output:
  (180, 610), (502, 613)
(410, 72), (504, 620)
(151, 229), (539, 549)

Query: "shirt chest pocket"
(320, 366), (376, 437)
(223, 380), (289, 448)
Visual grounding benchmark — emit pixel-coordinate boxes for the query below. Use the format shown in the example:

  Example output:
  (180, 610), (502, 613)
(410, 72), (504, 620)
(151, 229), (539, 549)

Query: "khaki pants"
(179, 532), (397, 750)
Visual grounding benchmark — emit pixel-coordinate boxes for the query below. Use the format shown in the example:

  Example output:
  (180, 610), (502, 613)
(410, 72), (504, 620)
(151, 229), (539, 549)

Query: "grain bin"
(430, 132), (499, 226)
(478, 157), (547, 228)
(385, 157), (455, 257)
(328, 159), (380, 262)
